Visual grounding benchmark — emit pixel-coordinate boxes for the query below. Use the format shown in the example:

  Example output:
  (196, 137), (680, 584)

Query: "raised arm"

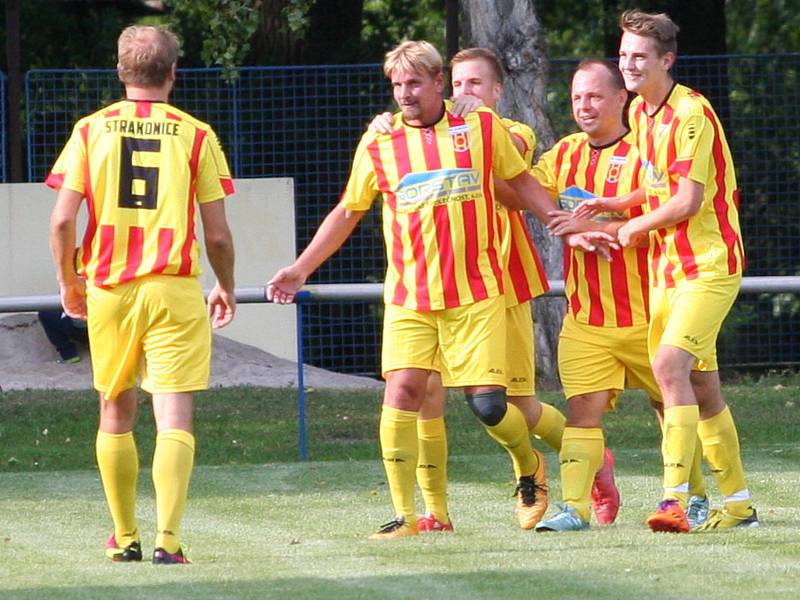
(500, 170), (557, 226)
(267, 204), (366, 304)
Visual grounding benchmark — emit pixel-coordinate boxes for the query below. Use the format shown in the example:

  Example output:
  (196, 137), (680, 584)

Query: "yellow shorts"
(87, 275), (211, 400)
(648, 274), (741, 371)
(558, 314), (661, 408)
(505, 301), (535, 397)
(383, 296), (506, 388)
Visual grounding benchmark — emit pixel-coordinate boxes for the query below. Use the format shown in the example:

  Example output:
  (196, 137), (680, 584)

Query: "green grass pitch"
(1, 378), (799, 599)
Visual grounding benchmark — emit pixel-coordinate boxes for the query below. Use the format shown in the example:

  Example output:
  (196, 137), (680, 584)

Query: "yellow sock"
(380, 406), (419, 525)
(559, 427), (604, 522)
(485, 403), (538, 479)
(417, 417), (449, 524)
(698, 406), (752, 517)
(531, 402), (566, 452)
(662, 405), (699, 507)
(688, 435), (706, 498)
(152, 429), (195, 553)
(96, 431), (139, 546)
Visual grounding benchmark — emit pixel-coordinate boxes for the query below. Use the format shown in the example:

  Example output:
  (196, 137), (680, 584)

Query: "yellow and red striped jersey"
(629, 83), (744, 288)
(531, 130), (649, 327)
(340, 104), (528, 311)
(45, 99), (234, 288)
(498, 118), (550, 306)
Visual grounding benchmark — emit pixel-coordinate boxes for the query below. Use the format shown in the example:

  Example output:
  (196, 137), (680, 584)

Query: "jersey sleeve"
(505, 119), (537, 167)
(195, 128), (235, 203)
(530, 144), (560, 199)
(44, 123), (87, 193)
(490, 112), (529, 181)
(338, 133), (380, 211)
(669, 110), (714, 185)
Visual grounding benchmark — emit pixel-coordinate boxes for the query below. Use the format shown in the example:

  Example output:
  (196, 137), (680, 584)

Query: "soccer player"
(370, 48), (619, 532)
(522, 59), (666, 531)
(268, 40), (611, 539)
(47, 25), (236, 563)
(584, 10), (756, 532)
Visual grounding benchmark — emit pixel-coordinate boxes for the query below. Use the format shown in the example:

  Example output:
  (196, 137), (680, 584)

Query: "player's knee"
(465, 389), (507, 426)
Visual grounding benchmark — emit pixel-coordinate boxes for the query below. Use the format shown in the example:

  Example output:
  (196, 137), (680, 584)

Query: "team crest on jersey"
(606, 163), (622, 184)
(606, 156), (627, 184)
(448, 124), (471, 152)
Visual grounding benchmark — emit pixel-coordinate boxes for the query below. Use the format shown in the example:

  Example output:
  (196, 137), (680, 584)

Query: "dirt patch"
(0, 314), (383, 392)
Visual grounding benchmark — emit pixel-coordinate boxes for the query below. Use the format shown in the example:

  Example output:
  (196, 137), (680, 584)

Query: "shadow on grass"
(5, 567), (690, 600)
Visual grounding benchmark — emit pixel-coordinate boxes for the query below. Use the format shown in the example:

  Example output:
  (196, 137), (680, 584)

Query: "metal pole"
(295, 297), (308, 461)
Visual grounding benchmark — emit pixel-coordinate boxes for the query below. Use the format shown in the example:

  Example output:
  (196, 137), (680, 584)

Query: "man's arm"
(267, 204), (366, 304)
(547, 210), (625, 237)
(618, 177), (704, 247)
(199, 198), (236, 328)
(572, 187), (646, 219)
(50, 188), (86, 319)
(501, 171), (556, 226)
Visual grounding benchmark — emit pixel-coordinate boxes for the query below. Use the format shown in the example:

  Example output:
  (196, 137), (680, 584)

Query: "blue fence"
(20, 54), (800, 374)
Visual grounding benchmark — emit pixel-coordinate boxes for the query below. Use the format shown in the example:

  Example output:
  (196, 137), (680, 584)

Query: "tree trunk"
(462, 0), (564, 388)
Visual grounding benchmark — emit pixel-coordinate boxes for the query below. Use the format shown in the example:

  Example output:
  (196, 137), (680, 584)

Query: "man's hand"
(617, 219), (647, 248)
(367, 112), (393, 134)
(207, 282), (236, 329)
(547, 209), (592, 236)
(59, 279), (87, 320)
(449, 94), (484, 117)
(266, 265), (308, 304)
(572, 197), (623, 219)
(566, 231), (620, 262)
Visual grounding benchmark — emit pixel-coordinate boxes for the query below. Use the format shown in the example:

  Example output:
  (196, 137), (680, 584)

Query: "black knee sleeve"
(465, 389), (507, 426)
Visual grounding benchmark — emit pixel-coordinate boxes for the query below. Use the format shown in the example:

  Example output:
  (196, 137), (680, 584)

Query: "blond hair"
(383, 40), (443, 79)
(117, 25), (180, 87)
(619, 10), (679, 56)
(450, 47), (505, 84)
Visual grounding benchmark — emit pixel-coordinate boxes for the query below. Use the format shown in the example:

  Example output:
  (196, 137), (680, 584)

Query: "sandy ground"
(0, 314), (383, 392)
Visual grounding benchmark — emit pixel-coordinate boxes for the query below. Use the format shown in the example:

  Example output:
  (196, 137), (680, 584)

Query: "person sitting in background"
(37, 309), (88, 364)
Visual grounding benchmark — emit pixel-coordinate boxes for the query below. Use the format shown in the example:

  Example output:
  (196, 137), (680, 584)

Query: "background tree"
(462, 0), (563, 386)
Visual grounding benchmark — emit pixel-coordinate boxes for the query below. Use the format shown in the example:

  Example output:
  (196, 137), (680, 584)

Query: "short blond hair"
(450, 47), (505, 84)
(619, 10), (679, 56)
(117, 25), (180, 87)
(383, 40), (443, 79)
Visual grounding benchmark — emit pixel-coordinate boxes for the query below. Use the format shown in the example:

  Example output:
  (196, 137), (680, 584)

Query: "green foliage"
(165, 0), (260, 75)
(362, 0), (446, 59)
(0, 1), (126, 70)
(537, 0), (607, 59)
(537, 1), (800, 59)
(283, 0), (318, 38)
(726, 0), (800, 54)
